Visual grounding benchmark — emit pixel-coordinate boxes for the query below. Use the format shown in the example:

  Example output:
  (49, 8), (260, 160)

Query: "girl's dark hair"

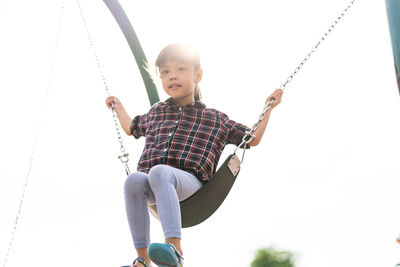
(155, 44), (202, 101)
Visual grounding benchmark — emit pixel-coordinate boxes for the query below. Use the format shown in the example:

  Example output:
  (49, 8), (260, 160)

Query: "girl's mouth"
(169, 83), (182, 89)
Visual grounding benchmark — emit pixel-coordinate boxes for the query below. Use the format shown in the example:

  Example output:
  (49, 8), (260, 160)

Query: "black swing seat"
(148, 154), (241, 228)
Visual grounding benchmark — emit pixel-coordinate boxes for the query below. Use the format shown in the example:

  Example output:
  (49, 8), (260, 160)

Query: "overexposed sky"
(1, 0), (399, 267)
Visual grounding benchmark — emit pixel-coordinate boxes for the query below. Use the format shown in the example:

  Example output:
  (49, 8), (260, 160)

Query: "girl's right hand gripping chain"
(106, 96), (122, 111)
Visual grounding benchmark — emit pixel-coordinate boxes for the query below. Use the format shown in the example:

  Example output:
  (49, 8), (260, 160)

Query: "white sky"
(0, 0), (399, 267)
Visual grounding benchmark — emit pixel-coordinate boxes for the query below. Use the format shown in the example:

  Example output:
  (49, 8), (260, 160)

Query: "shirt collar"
(164, 97), (206, 109)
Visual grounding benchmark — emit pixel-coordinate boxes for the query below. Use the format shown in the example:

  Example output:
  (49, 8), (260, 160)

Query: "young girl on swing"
(106, 43), (283, 267)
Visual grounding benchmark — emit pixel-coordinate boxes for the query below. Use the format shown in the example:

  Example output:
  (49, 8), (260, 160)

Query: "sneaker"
(121, 256), (149, 267)
(148, 243), (183, 267)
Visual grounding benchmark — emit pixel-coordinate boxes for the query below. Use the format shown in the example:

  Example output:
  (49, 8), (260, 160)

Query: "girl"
(106, 44), (283, 267)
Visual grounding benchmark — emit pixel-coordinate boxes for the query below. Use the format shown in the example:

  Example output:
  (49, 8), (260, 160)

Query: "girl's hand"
(106, 96), (122, 110)
(267, 89), (283, 109)
(105, 96), (132, 135)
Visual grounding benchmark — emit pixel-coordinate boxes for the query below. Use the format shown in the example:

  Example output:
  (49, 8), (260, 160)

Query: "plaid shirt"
(130, 98), (249, 182)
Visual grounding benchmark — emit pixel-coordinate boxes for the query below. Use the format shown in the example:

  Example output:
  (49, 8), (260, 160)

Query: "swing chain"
(77, 0), (131, 175)
(111, 103), (131, 174)
(280, 0), (356, 90)
(235, 98), (274, 155)
(3, 2), (65, 267)
(235, 0), (356, 156)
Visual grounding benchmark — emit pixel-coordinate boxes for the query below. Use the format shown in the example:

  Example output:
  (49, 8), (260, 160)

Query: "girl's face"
(159, 60), (202, 106)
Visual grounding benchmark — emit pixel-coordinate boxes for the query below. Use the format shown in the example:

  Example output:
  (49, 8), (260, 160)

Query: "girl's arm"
(248, 89), (283, 146)
(106, 96), (132, 136)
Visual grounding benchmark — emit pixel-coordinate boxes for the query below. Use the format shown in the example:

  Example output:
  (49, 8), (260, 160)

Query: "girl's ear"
(195, 69), (203, 83)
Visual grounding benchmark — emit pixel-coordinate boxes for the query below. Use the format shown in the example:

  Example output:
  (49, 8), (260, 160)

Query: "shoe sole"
(148, 243), (179, 267)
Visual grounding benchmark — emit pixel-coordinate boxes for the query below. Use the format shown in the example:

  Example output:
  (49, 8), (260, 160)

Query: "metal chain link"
(280, 0), (356, 91)
(76, 0), (130, 175)
(2, 2), (65, 267)
(236, 0), (356, 154)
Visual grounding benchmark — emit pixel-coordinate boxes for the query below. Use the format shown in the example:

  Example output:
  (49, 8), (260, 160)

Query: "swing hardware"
(123, 162), (131, 176)
(227, 154), (241, 176)
(118, 152), (131, 175)
(118, 153), (130, 163)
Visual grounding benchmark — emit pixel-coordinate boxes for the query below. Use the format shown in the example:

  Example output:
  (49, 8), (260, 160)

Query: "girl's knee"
(148, 165), (173, 187)
(124, 172), (149, 196)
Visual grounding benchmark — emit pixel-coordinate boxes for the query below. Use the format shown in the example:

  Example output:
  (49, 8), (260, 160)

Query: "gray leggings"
(124, 164), (202, 249)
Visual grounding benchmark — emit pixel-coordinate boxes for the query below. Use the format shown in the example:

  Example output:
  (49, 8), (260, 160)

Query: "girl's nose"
(169, 72), (178, 80)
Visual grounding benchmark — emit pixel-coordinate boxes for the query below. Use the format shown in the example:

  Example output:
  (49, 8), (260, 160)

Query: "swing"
(6, 1), (400, 265)
(81, 0), (356, 228)
(150, 153), (242, 228)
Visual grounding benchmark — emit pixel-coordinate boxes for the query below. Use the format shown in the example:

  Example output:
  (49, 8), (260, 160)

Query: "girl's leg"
(148, 165), (202, 255)
(124, 172), (156, 265)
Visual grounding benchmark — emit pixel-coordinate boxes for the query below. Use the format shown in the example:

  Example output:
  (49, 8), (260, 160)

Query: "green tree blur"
(251, 247), (295, 267)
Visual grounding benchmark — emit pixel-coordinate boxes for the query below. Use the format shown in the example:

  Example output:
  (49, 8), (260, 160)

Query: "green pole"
(385, 0), (400, 94)
(103, 0), (160, 105)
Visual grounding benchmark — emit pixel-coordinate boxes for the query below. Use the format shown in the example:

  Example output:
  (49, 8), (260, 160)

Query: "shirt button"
(168, 133), (172, 136)
(164, 148), (168, 152)
(175, 120), (179, 124)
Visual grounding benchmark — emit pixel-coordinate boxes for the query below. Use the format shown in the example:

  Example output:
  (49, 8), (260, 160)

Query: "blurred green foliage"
(251, 247), (295, 267)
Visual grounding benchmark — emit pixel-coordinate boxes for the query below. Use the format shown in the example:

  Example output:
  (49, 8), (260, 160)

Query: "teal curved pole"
(103, 0), (160, 105)
(385, 0), (400, 94)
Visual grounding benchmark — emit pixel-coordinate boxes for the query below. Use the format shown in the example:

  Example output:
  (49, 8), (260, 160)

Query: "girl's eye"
(178, 67), (186, 71)
(161, 70), (169, 75)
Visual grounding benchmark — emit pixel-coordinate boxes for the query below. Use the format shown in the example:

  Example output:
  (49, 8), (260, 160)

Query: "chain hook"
(118, 152), (130, 163)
